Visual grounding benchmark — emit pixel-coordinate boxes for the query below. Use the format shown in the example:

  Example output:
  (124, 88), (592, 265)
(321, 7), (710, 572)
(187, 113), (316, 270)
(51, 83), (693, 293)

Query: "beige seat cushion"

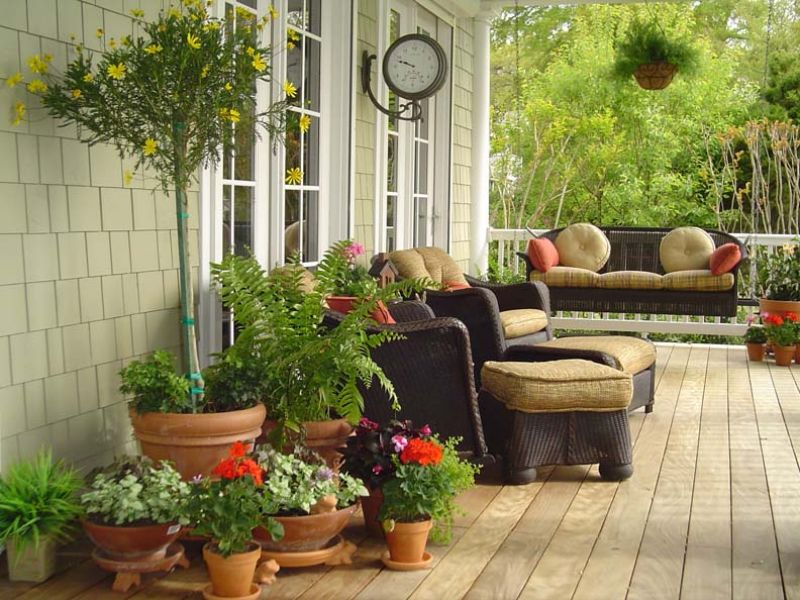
(499, 309), (549, 339)
(662, 269), (735, 292)
(389, 247), (466, 286)
(659, 227), (715, 273)
(597, 271), (664, 290)
(481, 360), (632, 413)
(537, 336), (656, 375)
(530, 266), (600, 288)
(555, 223), (611, 272)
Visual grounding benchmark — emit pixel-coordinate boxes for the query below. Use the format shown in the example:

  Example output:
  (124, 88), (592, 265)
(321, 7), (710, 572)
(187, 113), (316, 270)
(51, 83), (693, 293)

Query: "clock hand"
(398, 59), (417, 68)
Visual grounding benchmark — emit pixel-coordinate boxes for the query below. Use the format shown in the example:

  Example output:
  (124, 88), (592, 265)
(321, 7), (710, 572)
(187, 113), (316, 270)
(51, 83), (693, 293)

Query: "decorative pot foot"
(91, 543), (190, 592)
(202, 583), (261, 600)
(254, 559), (280, 585)
(260, 535), (354, 568)
(380, 550), (433, 571)
(325, 540), (357, 566)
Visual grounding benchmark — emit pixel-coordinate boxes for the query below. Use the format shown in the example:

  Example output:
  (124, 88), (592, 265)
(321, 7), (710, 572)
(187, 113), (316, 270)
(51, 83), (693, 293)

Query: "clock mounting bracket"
(361, 51), (423, 122)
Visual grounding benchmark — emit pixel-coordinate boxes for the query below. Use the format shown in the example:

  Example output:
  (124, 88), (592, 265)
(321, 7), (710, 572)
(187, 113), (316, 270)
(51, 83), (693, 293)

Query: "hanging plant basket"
(633, 62), (677, 90)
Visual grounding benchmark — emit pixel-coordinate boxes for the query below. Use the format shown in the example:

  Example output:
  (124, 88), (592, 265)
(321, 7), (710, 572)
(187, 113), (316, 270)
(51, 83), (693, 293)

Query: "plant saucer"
(202, 583), (261, 600)
(380, 550), (433, 571)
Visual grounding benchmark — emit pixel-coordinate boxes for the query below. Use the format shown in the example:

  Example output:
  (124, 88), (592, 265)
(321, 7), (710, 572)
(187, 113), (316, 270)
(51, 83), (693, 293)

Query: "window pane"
(386, 195), (396, 252)
(286, 33), (302, 107)
(308, 0), (321, 36)
(416, 98), (429, 139)
(233, 186), (253, 256)
(223, 185), (232, 254)
(223, 130), (233, 179)
(239, 0), (257, 9)
(285, 121), (301, 174)
(303, 191), (319, 261)
(387, 134), (398, 192)
(388, 92), (398, 132)
(287, 0), (305, 30)
(389, 10), (400, 42)
(234, 106), (255, 181)
(284, 189), (301, 259)
(303, 115), (319, 185)
(414, 196), (429, 246)
(304, 37), (320, 112)
(415, 141), (428, 194)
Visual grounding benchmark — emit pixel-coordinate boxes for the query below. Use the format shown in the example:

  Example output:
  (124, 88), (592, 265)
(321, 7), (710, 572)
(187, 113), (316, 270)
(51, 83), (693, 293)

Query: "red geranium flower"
(785, 312), (798, 322)
(399, 438), (443, 466)
(229, 441), (247, 458)
(765, 314), (784, 326)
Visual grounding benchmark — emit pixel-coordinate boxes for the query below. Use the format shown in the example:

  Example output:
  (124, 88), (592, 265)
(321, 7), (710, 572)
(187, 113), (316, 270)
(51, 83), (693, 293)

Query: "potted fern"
(613, 18), (700, 90)
(0, 451), (83, 582)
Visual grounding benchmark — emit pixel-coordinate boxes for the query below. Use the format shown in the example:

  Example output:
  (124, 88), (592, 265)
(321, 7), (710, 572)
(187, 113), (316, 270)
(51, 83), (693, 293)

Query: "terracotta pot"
(773, 345), (796, 367)
(746, 342), (766, 362)
(326, 296), (395, 324)
(6, 537), (57, 583)
(82, 520), (183, 562)
(261, 418), (353, 471)
(384, 519), (432, 564)
(202, 542), (262, 598)
(253, 504), (357, 552)
(759, 298), (800, 317)
(360, 487), (384, 537)
(129, 404), (266, 479)
(795, 345), (800, 364)
(633, 62), (677, 90)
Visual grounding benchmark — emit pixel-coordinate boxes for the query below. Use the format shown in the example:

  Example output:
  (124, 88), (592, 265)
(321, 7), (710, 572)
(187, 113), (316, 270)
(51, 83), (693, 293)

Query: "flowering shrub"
(764, 312), (799, 347)
(759, 242), (800, 301)
(341, 419), (433, 489)
(186, 443), (282, 557)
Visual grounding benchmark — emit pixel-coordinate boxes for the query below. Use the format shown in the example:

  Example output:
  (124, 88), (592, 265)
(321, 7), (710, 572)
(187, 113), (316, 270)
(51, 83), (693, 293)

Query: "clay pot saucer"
(259, 535), (357, 568)
(381, 550), (433, 571)
(202, 583), (261, 600)
(91, 543), (190, 592)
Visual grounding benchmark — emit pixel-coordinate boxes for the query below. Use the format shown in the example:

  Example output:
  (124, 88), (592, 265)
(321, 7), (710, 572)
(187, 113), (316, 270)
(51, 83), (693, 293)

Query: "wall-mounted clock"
(362, 33), (449, 121)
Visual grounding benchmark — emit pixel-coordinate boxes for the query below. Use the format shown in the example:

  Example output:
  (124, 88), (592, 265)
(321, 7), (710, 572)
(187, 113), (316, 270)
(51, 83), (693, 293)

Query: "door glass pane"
(284, 189), (301, 259)
(414, 196), (428, 247)
(285, 122), (301, 173)
(234, 105), (255, 181)
(303, 116), (320, 186)
(386, 195), (396, 252)
(287, 0), (305, 29)
(387, 134), (398, 192)
(415, 142), (428, 194)
(303, 191), (319, 261)
(234, 186), (253, 256)
(286, 34), (302, 107)
(308, 0), (321, 36)
(222, 185), (232, 254)
(304, 38), (321, 112)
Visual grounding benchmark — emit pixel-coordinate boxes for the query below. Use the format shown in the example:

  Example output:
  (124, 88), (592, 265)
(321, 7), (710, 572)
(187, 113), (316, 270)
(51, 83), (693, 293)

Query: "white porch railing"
(489, 228), (797, 336)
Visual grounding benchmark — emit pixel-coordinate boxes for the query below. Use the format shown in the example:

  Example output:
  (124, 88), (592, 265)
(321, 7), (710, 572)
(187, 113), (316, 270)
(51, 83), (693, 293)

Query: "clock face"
(383, 34), (447, 100)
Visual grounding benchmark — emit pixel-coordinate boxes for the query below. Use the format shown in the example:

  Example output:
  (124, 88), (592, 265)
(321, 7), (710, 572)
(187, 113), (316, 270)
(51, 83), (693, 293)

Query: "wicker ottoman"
(479, 359), (634, 485)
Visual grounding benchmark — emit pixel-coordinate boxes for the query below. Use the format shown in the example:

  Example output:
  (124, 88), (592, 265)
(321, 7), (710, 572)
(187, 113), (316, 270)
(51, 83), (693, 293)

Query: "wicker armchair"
(323, 301), (490, 461)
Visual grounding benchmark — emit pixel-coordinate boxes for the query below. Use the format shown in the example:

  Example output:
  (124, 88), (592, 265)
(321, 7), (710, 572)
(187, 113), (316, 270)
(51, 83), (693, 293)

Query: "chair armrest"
(387, 300), (435, 323)
(502, 344), (618, 369)
(466, 276), (552, 314)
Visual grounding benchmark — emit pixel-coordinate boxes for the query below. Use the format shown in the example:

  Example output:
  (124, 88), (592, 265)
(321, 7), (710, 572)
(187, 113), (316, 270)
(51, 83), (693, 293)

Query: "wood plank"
(727, 347), (783, 600)
(626, 345), (705, 600)
(15, 560), (109, 600)
(681, 347), (732, 600)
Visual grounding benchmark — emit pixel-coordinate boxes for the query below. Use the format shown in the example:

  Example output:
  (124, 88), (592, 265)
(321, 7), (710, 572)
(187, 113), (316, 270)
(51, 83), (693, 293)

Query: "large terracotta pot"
(202, 542), (262, 598)
(633, 62), (676, 90)
(360, 487), (384, 537)
(253, 504), (357, 552)
(262, 418), (353, 471)
(746, 342), (766, 362)
(384, 518), (432, 564)
(325, 296), (395, 324)
(130, 404), (266, 479)
(83, 521), (182, 562)
(759, 298), (800, 317)
(773, 345), (796, 367)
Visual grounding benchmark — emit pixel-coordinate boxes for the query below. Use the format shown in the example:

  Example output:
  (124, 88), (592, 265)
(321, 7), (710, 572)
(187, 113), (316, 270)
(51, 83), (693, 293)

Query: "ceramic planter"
(83, 521), (183, 562)
(384, 518), (432, 564)
(202, 542), (262, 598)
(253, 504), (357, 552)
(262, 418), (353, 471)
(746, 342), (765, 362)
(773, 345), (796, 367)
(129, 404), (266, 479)
(325, 296), (394, 324)
(360, 487), (384, 537)
(759, 298), (800, 317)
(5, 537), (57, 583)
(633, 62), (676, 90)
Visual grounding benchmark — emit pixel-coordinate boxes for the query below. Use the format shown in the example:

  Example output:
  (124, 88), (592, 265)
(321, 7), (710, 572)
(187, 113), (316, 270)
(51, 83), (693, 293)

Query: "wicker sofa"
(518, 226), (746, 317)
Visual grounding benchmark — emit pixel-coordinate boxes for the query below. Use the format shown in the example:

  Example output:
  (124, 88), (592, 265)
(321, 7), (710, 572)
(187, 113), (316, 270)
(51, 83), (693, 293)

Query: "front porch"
(4, 343), (797, 600)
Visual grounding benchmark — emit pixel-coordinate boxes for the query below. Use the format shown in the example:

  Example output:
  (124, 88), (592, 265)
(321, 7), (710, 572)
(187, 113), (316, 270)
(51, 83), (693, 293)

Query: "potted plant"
(759, 242), (800, 316)
(211, 247), (425, 467)
(378, 436), (478, 570)
(0, 450), (82, 582)
(743, 324), (768, 362)
(81, 457), (190, 564)
(613, 18), (700, 90)
(187, 443), (284, 600)
(120, 350), (266, 479)
(340, 418), (432, 537)
(251, 446), (367, 554)
(763, 312), (798, 366)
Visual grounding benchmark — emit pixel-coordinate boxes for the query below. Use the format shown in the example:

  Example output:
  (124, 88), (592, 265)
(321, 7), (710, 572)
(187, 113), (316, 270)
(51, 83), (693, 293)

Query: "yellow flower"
(203, 21), (220, 32)
(71, 88), (82, 99)
(298, 114), (311, 133)
(283, 80), (297, 98)
(287, 41), (295, 50)
(83, 73), (94, 82)
(27, 79), (47, 93)
(11, 101), (25, 126)
(123, 170), (134, 186)
(96, 28), (104, 39)
(107, 63), (126, 80)
(201, 64), (210, 78)
(121, 35), (131, 46)
(168, 8), (181, 18)
(27, 55), (48, 74)
(43, 54), (53, 63)
(251, 54), (266, 72)
(144, 44), (163, 55)
(269, 5), (278, 19)
(5, 72), (23, 88)
(109, 38), (117, 49)
(228, 108), (240, 123)
(224, 82), (232, 91)
(285, 167), (303, 185)
(246, 47), (255, 57)
(143, 138), (158, 156)
(129, 8), (145, 18)
(187, 33), (201, 49)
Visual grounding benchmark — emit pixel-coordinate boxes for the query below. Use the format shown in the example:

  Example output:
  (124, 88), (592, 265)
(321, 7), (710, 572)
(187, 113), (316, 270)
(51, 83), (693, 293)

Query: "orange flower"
(399, 438), (443, 466)
(229, 441), (247, 458)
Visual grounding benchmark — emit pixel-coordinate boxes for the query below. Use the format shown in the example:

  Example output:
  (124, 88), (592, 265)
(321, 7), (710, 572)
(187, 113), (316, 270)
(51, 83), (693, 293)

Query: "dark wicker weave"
(517, 226), (747, 316)
(323, 301), (490, 461)
(480, 390), (633, 484)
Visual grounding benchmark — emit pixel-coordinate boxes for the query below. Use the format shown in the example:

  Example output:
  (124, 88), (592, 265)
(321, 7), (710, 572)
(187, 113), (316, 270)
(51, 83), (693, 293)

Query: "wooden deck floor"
(3, 344), (799, 600)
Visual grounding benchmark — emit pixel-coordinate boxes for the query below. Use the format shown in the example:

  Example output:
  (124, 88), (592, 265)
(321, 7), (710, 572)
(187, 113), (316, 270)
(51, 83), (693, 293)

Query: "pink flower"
(343, 241), (365, 262)
(419, 424), (432, 436)
(391, 434), (408, 453)
(372, 464), (383, 475)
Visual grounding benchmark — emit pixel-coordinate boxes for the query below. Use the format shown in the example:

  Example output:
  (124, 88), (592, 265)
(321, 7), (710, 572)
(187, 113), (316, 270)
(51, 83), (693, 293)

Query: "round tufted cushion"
(659, 227), (716, 273)
(554, 223), (611, 272)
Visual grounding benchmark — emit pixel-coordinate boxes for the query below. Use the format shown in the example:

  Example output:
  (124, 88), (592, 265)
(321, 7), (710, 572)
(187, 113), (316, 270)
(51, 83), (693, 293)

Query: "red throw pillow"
(527, 238), (559, 273)
(709, 243), (742, 275)
(444, 280), (471, 292)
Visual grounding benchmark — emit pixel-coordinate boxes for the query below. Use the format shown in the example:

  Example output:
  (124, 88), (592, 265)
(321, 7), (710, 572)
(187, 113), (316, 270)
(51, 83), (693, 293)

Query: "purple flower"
(359, 417), (379, 431)
(316, 467), (333, 481)
(419, 424), (432, 436)
(391, 434), (408, 453)
(372, 464), (383, 475)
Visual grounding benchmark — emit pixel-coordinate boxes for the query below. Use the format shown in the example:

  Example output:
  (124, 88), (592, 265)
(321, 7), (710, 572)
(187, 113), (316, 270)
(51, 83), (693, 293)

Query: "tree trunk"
(173, 121), (203, 412)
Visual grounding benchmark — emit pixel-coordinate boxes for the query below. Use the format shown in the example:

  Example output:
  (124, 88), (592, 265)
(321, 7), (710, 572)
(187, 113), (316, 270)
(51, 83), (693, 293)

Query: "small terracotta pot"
(633, 62), (676, 90)
(202, 542), (262, 598)
(360, 487), (384, 537)
(384, 519), (432, 564)
(759, 298), (800, 317)
(262, 418), (353, 471)
(325, 296), (395, 324)
(129, 404), (266, 480)
(773, 345), (796, 367)
(83, 521), (182, 562)
(746, 342), (766, 362)
(253, 504), (357, 552)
